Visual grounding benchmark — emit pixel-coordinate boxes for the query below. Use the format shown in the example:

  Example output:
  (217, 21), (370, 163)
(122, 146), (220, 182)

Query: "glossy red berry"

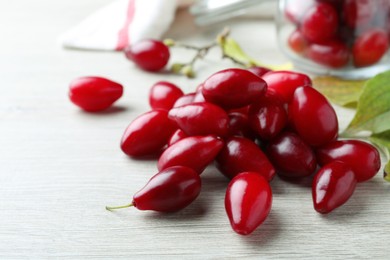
(193, 87), (206, 102)
(248, 95), (288, 140)
(227, 112), (255, 139)
(167, 129), (187, 146)
(168, 102), (229, 137)
(289, 86), (338, 147)
(173, 93), (196, 107)
(106, 166), (201, 212)
(158, 135), (224, 174)
(124, 39), (170, 72)
(352, 28), (389, 67)
(120, 110), (177, 157)
(301, 2), (339, 43)
(247, 66), (272, 78)
(202, 68), (267, 109)
(225, 172), (272, 235)
(69, 76), (123, 112)
(312, 161), (357, 214)
(316, 140), (381, 182)
(216, 136), (275, 181)
(307, 40), (350, 68)
(288, 29), (308, 54)
(261, 71), (312, 103)
(149, 81), (184, 110)
(266, 132), (317, 178)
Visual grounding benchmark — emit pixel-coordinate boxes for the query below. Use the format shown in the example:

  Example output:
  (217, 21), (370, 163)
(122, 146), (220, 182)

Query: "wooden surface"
(1, 1), (389, 259)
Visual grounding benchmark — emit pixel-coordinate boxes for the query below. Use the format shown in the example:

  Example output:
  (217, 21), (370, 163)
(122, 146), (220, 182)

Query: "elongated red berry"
(307, 40), (350, 68)
(216, 136), (275, 181)
(248, 95), (288, 140)
(202, 68), (267, 109)
(149, 81), (184, 110)
(312, 161), (357, 214)
(288, 29), (308, 54)
(227, 112), (255, 140)
(352, 28), (389, 67)
(124, 39), (170, 71)
(225, 172), (272, 235)
(167, 129), (187, 146)
(267, 132), (317, 178)
(158, 135), (224, 174)
(168, 102), (229, 137)
(289, 86), (338, 147)
(69, 76), (123, 112)
(247, 66), (272, 78)
(261, 71), (312, 103)
(120, 110), (177, 157)
(106, 166), (201, 212)
(316, 140), (380, 182)
(173, 93), (196, 107)
(301, 2), (339, 43)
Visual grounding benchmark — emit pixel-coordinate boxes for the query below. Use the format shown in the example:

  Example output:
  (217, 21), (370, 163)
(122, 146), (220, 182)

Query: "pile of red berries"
(285, 0), (390, 68)
(69, 68), (381, 236)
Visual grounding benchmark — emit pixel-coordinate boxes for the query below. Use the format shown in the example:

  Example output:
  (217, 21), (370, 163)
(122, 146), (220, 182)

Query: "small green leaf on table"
(312, 76), (366, 108)
(344, 70), (390, 135)
(369, 131), (390, 182)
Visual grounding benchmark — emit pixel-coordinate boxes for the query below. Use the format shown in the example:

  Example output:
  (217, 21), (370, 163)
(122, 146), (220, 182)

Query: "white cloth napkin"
(60, 0), (192, 51)
(59, 0), (275, 51)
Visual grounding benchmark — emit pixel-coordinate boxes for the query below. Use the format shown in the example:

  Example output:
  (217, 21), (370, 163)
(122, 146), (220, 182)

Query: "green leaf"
(344, 70), (390, 135)
(385, 163), (390, 182)
(369, 131), (390, 182)
(312, 76), (366, 108)
(219, 37), (293, 70)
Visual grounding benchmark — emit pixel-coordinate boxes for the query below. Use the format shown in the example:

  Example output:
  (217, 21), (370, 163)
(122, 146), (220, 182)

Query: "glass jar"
(276, 0), (390, 79)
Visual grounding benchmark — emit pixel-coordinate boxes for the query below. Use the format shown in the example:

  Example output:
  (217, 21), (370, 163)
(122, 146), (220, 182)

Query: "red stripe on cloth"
(116, 0), (136, 51)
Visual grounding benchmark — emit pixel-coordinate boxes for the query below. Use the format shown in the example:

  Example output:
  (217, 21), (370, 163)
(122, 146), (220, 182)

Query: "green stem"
(105, 203), (133, 211)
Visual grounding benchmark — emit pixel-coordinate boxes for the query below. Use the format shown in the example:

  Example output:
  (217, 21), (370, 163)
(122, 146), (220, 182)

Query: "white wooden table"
(1, 1), (389, 259)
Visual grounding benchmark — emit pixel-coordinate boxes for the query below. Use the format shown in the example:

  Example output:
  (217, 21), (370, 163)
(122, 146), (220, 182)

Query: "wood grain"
(0, 1), (389, 259)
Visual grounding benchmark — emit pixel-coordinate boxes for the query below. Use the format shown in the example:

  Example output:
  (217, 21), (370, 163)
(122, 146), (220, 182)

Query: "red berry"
(261, 71), (312, 103)
(312, 161), (357, 214)
(225, 172), (272, 235)
(227, 112), (255, 139)
(352, 28), (389, 67)
(202, 68), (267, 109)
(167, 129), (187, 146)
(120, 110), (177, 157)
(158, 135), (224, 174)
(149, 81), (184, 110)
(216, 136), (275, 181)
(289, 86), (338, 147)
(316, 140), (381, 182)
(124, 39), (170, 72)
(301, 2), (339, 43)
(247, 66), (272, 78)
(193, 86), (206, 103)
(248, 95), (288, 140)
(266, 132), (317, 178)
(288, 29), (308, 54)
(69, 76), (123, 112)
(106, 166), (201, 212)
(168, 102), (229, 137)
(306, 40), (350, 68)
(173, 93), (196, 108)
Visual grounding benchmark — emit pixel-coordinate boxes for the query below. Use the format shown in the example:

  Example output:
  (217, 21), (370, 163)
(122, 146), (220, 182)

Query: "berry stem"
(105, 203), (134, 211)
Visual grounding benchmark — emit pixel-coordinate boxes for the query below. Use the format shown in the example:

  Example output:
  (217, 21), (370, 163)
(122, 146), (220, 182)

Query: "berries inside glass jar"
(284, 0), (390, 69)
